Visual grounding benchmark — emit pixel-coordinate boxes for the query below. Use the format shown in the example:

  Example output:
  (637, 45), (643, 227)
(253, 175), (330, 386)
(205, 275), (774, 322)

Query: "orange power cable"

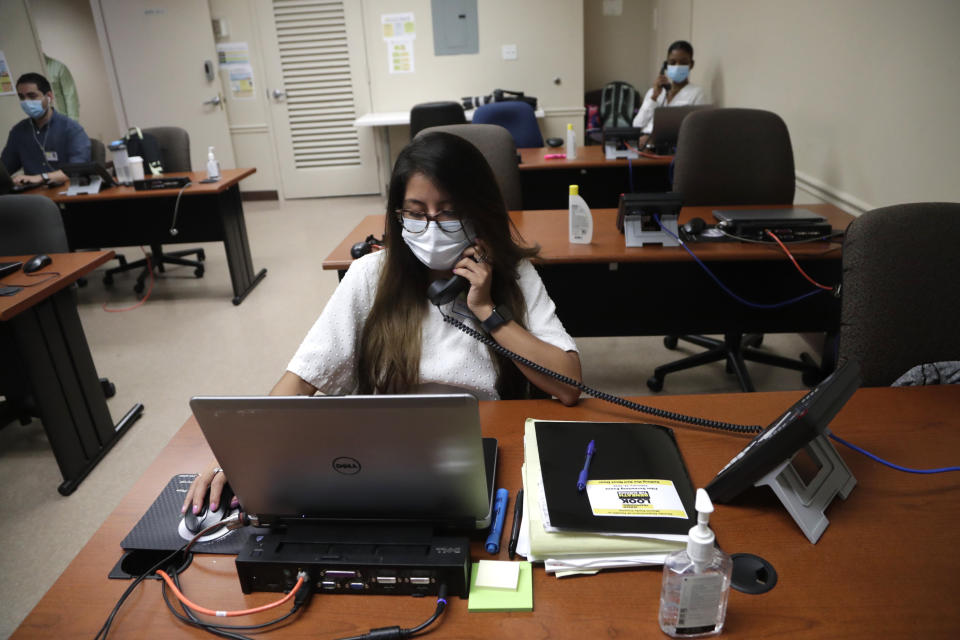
(156, 570), (304, 618)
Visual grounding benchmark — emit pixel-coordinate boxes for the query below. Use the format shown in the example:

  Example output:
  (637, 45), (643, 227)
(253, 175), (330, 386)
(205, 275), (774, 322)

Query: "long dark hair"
(357, 132), (538, 398)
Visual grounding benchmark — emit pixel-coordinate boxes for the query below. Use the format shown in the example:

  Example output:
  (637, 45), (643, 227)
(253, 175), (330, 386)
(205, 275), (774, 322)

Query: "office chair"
(102, 126), (205, 294)
(89, 138), (106, 165)
(648, 108), (816, 393)
(409, 101), (466, 138)
(838, 202), (960, 387)
(0, 195), (115, 429)
(471, 101), (544, 148)
(417, 124), (522, 210)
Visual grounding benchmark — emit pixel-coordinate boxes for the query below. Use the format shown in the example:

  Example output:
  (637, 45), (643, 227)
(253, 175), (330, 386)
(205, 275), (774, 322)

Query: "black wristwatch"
(481, 305), (512, 333)
(41, 172), (50, 184)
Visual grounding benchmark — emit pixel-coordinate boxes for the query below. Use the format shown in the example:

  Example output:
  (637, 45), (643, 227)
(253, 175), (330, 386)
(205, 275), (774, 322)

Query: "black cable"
(438, 310), (762, 434)
(166, 567), (309, 632)
(337, 584), (449, 640)
(96, 515), (244, 639)
(7, 272), (61, 287)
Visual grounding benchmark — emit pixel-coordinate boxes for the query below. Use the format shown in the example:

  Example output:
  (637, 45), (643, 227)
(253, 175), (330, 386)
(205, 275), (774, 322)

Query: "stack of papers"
(517, 419), (693, 576)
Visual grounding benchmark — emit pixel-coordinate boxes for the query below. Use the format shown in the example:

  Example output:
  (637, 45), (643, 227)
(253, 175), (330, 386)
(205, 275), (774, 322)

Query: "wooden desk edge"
(0, 250), (114, 321)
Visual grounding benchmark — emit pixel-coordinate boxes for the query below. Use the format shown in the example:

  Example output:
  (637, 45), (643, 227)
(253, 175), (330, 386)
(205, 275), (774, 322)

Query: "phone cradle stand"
(66, 175), (105, 196)
(754, 431), (856, 544)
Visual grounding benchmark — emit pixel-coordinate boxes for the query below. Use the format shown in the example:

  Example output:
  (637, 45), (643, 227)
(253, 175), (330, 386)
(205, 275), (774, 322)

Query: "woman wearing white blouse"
(633, 40), (707, 139)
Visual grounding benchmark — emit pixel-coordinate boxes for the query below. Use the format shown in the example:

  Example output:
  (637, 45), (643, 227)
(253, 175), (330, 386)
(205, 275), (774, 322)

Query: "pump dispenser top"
(687, 489), (716, 564)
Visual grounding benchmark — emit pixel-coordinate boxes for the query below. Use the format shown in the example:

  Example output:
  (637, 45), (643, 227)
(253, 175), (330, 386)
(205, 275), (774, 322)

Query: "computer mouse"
(545, 137), (564, 148)
(23, 254), (52, 273)
(682, 217), (707, 236)
(183, 483), (234, 535)
(350, 241), (372, 259)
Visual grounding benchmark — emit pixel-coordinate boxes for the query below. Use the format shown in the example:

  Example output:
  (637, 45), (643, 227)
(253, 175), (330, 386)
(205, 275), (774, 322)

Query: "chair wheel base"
(663, 335), (679, 350)
(646, 376), (664, 392)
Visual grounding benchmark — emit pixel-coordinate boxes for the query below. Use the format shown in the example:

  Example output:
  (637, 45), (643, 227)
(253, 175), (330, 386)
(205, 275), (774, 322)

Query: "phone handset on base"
(427, 274), (470, 306)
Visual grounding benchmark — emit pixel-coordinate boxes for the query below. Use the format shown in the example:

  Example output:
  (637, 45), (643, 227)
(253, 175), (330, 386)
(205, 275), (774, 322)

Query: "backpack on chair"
(123, 127), (164, 175)
(600, 81), (638, 129)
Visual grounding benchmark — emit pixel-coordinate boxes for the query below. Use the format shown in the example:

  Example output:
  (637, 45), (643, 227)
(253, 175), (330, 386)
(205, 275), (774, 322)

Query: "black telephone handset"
(427, 274), (469, 306)
(659, 61), (671, 92)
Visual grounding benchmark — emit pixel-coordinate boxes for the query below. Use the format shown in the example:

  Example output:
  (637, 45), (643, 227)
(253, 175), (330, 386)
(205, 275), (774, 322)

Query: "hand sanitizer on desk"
(568, 184), (593, 244)
(659, 489), (732, 637)
(206, 146), (221, 180)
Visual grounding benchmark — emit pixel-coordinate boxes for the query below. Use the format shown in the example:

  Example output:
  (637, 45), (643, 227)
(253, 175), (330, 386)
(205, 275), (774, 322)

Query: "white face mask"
(402, 222), (473, 271)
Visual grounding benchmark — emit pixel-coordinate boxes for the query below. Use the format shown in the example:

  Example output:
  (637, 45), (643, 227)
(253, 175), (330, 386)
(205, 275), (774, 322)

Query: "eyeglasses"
(395, 208), (464, 235)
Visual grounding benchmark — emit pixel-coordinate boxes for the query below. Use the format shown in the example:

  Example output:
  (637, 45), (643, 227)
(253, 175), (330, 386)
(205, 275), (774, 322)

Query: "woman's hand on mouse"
(182, 459), (237, 515)
(454, 242), (495, 318)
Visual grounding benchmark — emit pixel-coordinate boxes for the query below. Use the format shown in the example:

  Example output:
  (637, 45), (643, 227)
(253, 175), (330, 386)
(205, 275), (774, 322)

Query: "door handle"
(203, 94), (224, 108)
(269, 88), (286, 101)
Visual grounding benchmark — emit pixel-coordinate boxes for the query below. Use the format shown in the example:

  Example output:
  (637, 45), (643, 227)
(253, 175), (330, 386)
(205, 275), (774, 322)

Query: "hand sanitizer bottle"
(568, 184), (593, 244)
(658, 489), (732, 638)
(565, 123), (577, 160)
(206, 146), (221, 180)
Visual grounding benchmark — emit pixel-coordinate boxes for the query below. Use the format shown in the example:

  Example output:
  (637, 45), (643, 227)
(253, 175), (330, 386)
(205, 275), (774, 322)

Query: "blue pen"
(577, 440), (596, 492)
(485, 488), (509, 554)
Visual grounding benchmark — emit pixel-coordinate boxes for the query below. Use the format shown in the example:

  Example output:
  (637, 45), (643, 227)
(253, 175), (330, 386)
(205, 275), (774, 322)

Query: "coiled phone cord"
(438, 311), (763, 435)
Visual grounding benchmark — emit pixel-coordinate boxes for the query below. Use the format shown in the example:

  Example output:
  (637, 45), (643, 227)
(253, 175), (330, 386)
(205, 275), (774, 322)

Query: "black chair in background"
(418, 124), (522, 210)
(89, 137), (106, 165)
(648, 108), (818, 393)
(410, 101), (466, 138)
(0, 195), (115, 429)
(838, 202), (960, 386)
(102, 126), (205, 295)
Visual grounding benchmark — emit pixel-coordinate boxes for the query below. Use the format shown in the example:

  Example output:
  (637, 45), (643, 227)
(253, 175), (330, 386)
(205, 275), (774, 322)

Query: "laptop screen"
(189, 393), (493, 529)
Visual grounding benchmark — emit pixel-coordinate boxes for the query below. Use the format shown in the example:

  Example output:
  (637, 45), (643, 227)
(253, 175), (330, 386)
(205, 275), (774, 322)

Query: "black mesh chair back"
(89, 138), (106, 165)
(410, 101), (466, 138)
(417, 124), (521, 210)
(839, 202), (960, 386)
(673, 108), (795, 205)
(0, 194), (69, 254)
(143, 126), (192, 172)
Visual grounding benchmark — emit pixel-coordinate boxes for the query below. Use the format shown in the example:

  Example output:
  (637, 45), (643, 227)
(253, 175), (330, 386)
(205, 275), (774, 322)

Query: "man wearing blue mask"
(633, 40), (707, 137)
(1, 72), (91, 187)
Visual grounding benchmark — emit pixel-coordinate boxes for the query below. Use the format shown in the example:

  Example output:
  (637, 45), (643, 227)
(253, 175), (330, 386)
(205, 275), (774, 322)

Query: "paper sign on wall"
(216, 43), (255, 99)
(382, 13), (415, 74)
(0, 51), (15, 95)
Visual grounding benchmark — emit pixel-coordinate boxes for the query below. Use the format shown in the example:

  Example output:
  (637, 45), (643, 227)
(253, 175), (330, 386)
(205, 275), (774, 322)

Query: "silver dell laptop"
(189, 394), (495, 530)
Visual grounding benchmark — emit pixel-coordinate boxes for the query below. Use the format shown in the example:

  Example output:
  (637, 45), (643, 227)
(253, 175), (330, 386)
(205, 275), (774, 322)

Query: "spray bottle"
(658, 489), (732, 637)
(206, 146), (221, 180)
(568, 184), (593, 244)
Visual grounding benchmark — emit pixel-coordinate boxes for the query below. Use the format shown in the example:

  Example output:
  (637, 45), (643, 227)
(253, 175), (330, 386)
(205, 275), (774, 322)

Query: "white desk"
(354, 108), (547, 194)
(353, 108), (545, 128)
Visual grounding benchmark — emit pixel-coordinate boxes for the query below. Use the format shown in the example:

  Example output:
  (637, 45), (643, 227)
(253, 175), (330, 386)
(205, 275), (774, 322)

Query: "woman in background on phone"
(183, 131), (581, 516)
(633, 40), (707, 138)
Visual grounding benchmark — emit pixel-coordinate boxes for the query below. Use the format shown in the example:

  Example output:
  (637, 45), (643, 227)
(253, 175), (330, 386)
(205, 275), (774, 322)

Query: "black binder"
(534, 421), (696, 535)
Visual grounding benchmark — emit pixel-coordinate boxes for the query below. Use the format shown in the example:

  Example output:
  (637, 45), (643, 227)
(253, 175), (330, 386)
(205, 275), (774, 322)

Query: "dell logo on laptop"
(332, 456), (361, 475)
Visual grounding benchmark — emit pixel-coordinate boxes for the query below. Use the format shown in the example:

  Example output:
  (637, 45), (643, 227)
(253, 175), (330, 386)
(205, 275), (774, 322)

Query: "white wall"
(0, 1), (47, 141)
(583, 0), (653, 93)
(364, 0), (585, 158)
(661, 0), (960, 211)
(26, 0), (120, 143)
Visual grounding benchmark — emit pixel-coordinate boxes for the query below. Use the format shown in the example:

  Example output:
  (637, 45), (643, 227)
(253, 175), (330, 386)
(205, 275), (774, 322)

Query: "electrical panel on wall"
(431, 0), (478, 56)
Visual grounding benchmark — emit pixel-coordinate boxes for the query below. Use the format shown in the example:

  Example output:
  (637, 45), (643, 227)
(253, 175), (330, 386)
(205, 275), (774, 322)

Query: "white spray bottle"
(206, 146), (221, 180)
(568, 184), (593, 244)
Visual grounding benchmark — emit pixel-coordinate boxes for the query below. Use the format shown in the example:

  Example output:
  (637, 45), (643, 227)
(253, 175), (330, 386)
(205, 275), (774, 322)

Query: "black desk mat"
(120, 473), (266, 555)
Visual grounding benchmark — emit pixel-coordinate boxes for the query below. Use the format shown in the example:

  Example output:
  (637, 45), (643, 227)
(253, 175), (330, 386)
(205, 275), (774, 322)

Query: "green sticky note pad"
(468, 562), (533, 612)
